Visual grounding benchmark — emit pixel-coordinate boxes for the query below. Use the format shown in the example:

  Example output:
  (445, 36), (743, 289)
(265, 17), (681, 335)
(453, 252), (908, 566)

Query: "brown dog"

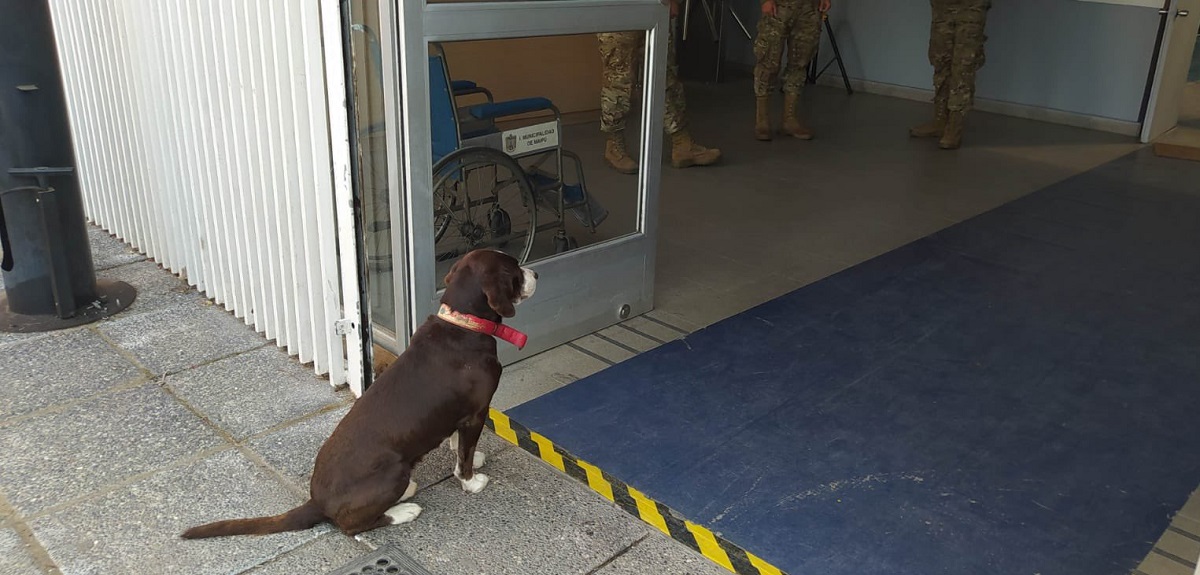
(181, 249), (537, 538)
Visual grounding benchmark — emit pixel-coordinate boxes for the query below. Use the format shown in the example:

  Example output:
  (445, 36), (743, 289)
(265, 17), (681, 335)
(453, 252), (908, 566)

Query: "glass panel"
(346, 0), (397, 339)
(427, 32), (648, 288)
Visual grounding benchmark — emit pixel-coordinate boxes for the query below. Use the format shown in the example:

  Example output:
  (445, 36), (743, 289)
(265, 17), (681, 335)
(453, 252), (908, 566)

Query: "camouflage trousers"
(929, 0), (991, 113)
(597, 22), (687, 135)
(753, 0), (822, 98)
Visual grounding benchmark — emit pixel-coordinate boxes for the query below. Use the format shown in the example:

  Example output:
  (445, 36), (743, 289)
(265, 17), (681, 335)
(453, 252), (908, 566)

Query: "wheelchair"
(427, 43), (608, 264)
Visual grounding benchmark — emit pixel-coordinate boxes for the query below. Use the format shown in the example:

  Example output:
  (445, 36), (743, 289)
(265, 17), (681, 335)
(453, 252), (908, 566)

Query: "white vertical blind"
(47, 0), (364, 392)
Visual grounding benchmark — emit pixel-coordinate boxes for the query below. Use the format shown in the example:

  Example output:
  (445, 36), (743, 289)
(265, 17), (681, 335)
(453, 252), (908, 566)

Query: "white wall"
(49, 0), (361, 390)
(722, 0), (1164, 124)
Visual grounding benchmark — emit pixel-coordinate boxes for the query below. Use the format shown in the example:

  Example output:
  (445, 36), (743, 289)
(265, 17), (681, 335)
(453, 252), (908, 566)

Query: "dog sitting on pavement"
(181, 248), (537, 538)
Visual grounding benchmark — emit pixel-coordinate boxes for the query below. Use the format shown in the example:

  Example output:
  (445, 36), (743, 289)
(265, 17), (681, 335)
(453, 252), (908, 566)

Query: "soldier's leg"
(665, 19), (721, 168)
(752, 4), (789, 99)
(780, 0), (820, 139)
(940, 2), (990, 149)
(662, 19), (688, 136)
(598, 31), (641, 173)
(752, 2), (789, 140)
(946, 9), (989, 115)
(911, 1), (955, 138)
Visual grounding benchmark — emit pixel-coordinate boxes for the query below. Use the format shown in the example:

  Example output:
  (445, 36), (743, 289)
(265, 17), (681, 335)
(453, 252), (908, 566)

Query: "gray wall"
(721, 0), (1164, 123)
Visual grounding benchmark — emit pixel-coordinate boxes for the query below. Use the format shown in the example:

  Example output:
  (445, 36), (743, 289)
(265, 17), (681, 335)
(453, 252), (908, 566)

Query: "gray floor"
(494, 79), (1145, 409)
(3, 80), (1188, 575)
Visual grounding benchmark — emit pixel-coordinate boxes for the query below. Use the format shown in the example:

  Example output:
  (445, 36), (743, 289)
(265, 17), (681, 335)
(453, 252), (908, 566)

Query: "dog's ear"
(482, 271), (517, 318)
(443, 258), (463, 288)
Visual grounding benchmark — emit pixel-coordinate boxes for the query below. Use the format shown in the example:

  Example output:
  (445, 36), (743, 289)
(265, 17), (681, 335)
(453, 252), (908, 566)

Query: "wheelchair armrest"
(451, 80), (493, 102)
(467, 97), (555, 121)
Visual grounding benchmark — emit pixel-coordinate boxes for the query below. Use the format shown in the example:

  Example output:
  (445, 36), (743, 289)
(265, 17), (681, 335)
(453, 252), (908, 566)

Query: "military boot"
(755, 96), (772, 141)
(910, 101), (948, 138)
(780, 93), (812, 140)
(939, 111), (965, 150)
(670, 130), (722, 168)
(604, 131), (638, 174)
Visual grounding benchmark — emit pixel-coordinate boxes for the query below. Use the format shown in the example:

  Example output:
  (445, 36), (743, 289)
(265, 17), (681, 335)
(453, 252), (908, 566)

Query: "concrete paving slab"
(0, 526), (43, 575)
(88, 225), (147, 271)
(595, 324), (661, 354)
(29, 448), (323, 575)
(247, 406), (513, 494)
(492, 344), (608, 411)
(246, 405), (350, 490)
(654, 271), (801, 329)
(96, 260), (203, 317)
(593, 532), (730, 575)
(0, 327), (143, 421)
(243, 532), (370, 575)
(358, 447), (648, 575)
(167, 346), (349, 441)
(0, 383), (227, 516)
(97, 304), (268, 375)
(572, 334), (635, 364)
(0, 326), (45, 349)
(643, 310), (704, 334)
(619, 316), (686, 344)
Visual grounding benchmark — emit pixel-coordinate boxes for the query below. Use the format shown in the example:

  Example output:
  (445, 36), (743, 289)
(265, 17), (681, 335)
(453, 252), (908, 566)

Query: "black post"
(0, 0), (135, 332)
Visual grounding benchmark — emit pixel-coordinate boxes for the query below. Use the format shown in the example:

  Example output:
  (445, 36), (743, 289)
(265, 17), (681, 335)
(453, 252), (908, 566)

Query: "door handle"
(1178, 9), (1189, 16)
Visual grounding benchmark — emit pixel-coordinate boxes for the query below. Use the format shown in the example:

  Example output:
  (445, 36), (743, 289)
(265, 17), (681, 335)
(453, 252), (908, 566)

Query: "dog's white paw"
(384, 502), (422, 525)
(399, 479), (417, 502)
(473, 450), (486, 469)
(460, 472), (489, 494)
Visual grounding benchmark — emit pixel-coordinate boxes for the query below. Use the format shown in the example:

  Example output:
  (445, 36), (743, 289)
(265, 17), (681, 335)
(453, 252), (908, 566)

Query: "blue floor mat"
(507, 149), (1200, 575)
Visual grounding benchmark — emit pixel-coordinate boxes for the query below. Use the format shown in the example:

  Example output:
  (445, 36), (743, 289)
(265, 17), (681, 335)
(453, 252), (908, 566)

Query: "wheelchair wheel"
(432, 147), (537, 265)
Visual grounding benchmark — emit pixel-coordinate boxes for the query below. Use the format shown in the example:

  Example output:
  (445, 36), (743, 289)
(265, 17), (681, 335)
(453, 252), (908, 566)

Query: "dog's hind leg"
(384, 470), (421, 524)
(453, 413), (490, 493)
(399, 479), (417, 502)
(334, 467), (422, 536)
(383, 502), (422, 525)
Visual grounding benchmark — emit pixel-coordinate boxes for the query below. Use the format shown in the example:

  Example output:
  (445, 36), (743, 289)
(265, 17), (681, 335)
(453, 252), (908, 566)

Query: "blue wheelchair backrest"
(429, 53), (461, 165)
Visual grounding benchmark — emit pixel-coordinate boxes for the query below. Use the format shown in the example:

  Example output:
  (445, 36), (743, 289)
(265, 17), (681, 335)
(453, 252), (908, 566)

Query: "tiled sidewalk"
(0, 226), (725, 575)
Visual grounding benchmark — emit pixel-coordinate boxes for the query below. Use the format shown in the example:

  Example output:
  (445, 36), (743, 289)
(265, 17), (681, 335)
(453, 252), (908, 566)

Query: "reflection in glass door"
(358, 0), (670, 367)
(415, 3), (676, 364)
(344, 0), (407, 361)
(426, 34), (645, 289)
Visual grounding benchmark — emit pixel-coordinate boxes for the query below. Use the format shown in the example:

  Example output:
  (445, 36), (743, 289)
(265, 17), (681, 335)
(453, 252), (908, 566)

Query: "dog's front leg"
(453, 414), (489, 493)
(447, 431), (486, 469)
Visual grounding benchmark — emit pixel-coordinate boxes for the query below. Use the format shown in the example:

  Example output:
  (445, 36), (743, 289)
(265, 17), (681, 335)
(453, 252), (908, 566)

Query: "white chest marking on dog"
(384, 502), (422, 525)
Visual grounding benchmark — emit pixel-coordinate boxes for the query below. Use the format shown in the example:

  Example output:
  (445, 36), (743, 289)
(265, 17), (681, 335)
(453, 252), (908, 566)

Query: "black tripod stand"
(807, 13), (852, 94)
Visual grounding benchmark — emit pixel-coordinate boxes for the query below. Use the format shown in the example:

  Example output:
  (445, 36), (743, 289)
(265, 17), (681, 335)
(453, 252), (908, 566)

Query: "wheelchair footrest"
(527, 170), (609, 229)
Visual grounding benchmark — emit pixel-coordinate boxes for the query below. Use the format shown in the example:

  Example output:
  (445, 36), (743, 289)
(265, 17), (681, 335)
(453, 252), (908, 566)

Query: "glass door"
(377, 0), (670, 364)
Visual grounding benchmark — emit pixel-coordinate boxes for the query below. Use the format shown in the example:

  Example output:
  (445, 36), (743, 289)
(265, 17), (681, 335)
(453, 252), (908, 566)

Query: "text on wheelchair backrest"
(503, 121), (559, 156)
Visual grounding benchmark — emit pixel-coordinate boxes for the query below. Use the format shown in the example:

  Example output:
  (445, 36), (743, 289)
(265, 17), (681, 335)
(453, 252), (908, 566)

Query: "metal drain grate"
(327, 543), (436, 575)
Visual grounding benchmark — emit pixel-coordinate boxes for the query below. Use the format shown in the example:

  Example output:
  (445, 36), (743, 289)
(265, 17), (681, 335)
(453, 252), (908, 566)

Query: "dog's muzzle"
(518, 267), (537, 303)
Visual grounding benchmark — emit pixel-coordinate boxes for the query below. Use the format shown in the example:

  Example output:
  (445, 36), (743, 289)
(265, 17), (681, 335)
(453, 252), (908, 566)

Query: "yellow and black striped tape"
(486, 408), (789, 575)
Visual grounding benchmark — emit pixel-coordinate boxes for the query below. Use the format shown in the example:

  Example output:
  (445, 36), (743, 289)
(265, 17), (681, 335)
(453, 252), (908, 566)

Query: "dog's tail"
(180, 500), (325, 539)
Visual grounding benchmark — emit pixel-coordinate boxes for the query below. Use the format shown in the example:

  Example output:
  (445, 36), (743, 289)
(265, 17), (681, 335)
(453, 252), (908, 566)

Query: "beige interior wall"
(345, 9), (609, 126)
(440, 34), (604, 120)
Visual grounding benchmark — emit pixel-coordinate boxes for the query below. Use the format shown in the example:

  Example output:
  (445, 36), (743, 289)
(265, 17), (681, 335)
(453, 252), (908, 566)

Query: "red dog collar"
(437, 303), (528, 349)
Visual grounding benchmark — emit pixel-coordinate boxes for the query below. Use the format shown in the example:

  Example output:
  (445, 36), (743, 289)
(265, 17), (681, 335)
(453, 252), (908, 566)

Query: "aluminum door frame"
(377, 0), (670, 365)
